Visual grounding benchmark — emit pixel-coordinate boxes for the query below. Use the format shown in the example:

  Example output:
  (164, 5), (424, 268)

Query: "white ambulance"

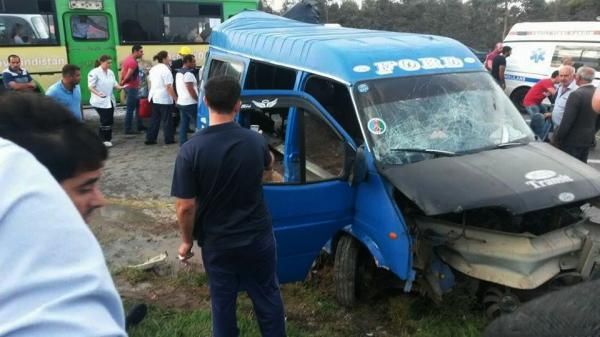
(503, 21), (600, 111)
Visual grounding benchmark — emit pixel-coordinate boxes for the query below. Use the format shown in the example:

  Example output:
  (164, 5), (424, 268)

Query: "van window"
(244, 61), (296, 90)
(116, 0), (222, 43)
(207, 59), (243, 80)
(305, 76), (363, 145)
(70, 15), (109, 41)
(303, 111), (346, 182)
(551, 45), (600, 71)
(0, 0), (57, 45)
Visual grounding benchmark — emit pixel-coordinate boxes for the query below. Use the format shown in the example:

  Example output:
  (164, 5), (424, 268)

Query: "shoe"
(103, 141), (113, 148)
(144, 140), (157, 145)
(164, 140), (175, 145)
(186, 128), (194, 133)
(125, 303), (147, 330)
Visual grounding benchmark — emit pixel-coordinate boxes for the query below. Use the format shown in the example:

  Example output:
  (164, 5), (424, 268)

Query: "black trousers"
(95, 106), (114, 142)
(202, 232), (287, 337)
(561, 145), (590, 163)
(146, 103), (175, 143)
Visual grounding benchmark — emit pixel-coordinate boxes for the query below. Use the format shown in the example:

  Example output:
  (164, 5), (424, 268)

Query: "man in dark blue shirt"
(2, 55), (36, 91)
(171, 76), (286, 337)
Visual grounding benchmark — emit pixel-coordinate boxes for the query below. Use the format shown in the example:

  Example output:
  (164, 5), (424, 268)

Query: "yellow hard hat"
(178, 46), (193, 55)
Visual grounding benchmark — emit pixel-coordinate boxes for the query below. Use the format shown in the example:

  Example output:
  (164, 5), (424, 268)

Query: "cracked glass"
(354, 72), (533, 165)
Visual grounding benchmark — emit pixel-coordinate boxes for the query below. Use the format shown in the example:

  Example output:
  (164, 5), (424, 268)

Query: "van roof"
(210, 11), (483, 85)
(505, 22), (600, 43)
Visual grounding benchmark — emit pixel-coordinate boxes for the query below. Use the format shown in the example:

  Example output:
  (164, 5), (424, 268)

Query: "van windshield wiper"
(495, 141), (528, 149)
(390, 148), (456, 157)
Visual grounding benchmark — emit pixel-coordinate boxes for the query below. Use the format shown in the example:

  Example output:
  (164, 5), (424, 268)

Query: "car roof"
(210, 11), (483, 85)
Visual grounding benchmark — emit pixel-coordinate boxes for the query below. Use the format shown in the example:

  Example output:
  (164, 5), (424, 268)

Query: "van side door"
(240, 90), (358, 283)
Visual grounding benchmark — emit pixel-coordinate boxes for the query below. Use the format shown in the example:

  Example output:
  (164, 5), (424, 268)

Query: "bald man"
(551, 65), (577, 128)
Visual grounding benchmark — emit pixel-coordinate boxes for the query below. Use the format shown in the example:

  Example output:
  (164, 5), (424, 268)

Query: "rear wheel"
(510, 87), (530, 115)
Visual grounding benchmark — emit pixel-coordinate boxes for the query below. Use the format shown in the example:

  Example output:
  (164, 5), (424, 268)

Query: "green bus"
(0, 0), (258, 101)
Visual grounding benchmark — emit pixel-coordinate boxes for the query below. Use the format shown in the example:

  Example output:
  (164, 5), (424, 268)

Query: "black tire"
(334, 234), (361, 307)
(510, 87), (530, 115)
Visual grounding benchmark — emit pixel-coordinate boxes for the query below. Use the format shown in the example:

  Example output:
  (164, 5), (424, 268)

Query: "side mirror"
(349, 144), (368, 186)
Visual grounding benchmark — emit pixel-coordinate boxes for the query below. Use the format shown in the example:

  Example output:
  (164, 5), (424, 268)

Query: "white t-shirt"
(176, 70), (198, 106)
(0, 138), (126, 337)
(88, 66), (117, 109)
(552, 80), (579, 127)
(148, 63), (174, 105)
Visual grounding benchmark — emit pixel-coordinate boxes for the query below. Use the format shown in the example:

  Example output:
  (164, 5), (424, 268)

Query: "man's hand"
(543, 112), (552, 119)
(178, 241), (193, 262)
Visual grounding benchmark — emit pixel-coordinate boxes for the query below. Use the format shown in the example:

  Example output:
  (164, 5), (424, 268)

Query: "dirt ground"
(85, 107), (200, 274)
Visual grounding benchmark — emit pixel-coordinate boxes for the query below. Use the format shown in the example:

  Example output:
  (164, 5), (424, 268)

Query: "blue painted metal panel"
(211, 11), (483, 84)
(350, 152), (413, 281)
(265, 181), (355, 283)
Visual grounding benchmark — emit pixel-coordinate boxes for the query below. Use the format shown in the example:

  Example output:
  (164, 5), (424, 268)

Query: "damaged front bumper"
(415, 213), (600, 290)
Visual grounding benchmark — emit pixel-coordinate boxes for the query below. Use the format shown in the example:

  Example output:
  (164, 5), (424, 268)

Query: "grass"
(121, 265), (488, 337)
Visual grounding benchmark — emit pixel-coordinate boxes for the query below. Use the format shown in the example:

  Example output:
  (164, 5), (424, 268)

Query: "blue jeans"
(177, 104), (197, 145)
(202, 232), (286, 337)
(526, 105), (552, 141)
(125, 87), (144, 132)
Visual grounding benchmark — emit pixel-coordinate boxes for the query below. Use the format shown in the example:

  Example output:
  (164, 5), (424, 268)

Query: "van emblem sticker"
(358, 84), (369, 93)
(530, 49), (546, 63)
(367, 118), (387, 135)
(464, 57), (476, 64)
(252, 98), (278, 109)
(525, 170), (574, 189)
(373, 56), (465, 75)
(353, 65), (371, 73)
(558, 192), (575, 203)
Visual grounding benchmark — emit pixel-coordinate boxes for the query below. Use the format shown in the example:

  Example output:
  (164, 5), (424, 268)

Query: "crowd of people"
(1, 49), (284, 336)
(1, 45), (200, 148)
(484, 42), (600, 163)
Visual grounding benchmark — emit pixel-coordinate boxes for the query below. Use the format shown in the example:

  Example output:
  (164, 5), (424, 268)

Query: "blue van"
(198, 11), (600, 316)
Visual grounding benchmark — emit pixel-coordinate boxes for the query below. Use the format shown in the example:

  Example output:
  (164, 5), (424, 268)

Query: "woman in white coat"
(88, 55), (125, 147)
(145, 50), (177, 145)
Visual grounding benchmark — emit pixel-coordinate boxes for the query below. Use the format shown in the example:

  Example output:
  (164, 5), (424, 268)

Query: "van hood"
(381, 142), (600, 216)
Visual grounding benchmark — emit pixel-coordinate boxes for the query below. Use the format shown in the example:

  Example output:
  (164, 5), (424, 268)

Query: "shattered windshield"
(353, 71), (534, 165)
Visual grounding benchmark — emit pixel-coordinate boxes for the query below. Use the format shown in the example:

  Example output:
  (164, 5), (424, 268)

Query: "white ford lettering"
(373, 56), (466, 75)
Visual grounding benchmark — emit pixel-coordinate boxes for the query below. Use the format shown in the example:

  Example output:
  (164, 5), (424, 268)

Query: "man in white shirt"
(551, 65), (577, 128)
(175, 54), (198, 145)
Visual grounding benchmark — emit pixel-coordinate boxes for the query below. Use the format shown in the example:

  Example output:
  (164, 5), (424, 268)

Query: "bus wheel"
(510, 87), (529, 115)
(334, 234), (361, 307)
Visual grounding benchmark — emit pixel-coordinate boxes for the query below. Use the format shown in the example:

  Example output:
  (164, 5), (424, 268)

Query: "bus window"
(70, 15), (109, 41)
(0, 0), (57, 45)
(116, 0), (222, 44)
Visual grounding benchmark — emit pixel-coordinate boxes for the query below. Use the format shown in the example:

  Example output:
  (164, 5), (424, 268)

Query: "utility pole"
(502, 0), (509, 39)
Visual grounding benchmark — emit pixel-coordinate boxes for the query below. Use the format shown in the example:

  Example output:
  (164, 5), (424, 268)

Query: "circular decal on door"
(367, 118), (387, 135)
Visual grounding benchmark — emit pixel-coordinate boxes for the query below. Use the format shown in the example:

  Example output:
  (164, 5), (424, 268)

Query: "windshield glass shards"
(353, 72), (533, 165)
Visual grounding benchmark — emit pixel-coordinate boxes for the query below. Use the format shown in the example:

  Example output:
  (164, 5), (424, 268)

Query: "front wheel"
(334, 235), (361, 307)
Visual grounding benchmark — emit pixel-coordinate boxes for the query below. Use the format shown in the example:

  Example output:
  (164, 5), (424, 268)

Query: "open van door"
(240, 90), (358, 283)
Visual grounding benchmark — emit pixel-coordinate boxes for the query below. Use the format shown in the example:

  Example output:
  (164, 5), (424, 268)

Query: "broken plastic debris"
(129, 252), (168, 270)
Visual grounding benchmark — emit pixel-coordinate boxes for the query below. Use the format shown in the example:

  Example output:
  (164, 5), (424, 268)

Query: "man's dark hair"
(62, 64), (80, 77)
(204, 76), (241, 114)
(182, 54), (195, 65)
(7, 54), (19, 62)
(551, 70), (559, 78)
(502, 46), (512, 54)
(0, 92), (107, 182)
(132, 44), (143, 53)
